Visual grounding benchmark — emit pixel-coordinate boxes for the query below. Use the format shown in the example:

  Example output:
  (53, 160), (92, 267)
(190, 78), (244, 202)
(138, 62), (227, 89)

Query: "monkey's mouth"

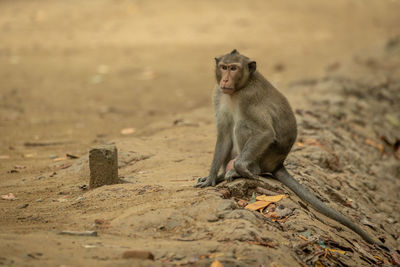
(221, 87), (235, 94)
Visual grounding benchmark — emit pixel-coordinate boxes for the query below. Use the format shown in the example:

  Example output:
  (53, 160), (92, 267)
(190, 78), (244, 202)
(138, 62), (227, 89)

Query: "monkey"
(195, 49), (379, 245)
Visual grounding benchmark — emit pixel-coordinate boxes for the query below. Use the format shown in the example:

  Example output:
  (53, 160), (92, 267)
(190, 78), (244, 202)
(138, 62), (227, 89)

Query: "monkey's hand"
(194, 176), (216, 187)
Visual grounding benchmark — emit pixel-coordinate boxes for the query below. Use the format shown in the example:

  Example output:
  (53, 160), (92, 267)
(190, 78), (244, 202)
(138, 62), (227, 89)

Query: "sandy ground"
(0, 0), (400, 266)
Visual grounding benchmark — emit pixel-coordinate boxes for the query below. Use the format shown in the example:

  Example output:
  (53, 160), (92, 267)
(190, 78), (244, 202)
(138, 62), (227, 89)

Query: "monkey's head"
(215, 49), (257, 95)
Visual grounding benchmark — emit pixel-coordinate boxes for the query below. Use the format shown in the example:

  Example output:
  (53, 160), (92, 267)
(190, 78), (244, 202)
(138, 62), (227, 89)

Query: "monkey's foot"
(224, 169), (240, 183)
(194, 176), (215, 188)
(234, 161), (260, 180)
(225, 171), (262, 184)
(196, 176), (207, 183)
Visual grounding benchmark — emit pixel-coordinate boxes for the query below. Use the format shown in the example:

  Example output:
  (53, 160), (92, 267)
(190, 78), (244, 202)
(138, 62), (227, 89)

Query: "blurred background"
(1, 1), (400, 265)
(0, 0), (399, 159)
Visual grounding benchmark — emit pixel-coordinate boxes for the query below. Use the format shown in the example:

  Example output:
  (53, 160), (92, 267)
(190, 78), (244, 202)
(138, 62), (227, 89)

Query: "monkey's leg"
(195, 134), (232, 188)
(234, 132), (274, 180)
(197, 153), (235, 184)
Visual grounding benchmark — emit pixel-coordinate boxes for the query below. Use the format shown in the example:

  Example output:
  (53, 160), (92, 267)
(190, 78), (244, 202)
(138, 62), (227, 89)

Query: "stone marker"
(89, 145), (118, 188)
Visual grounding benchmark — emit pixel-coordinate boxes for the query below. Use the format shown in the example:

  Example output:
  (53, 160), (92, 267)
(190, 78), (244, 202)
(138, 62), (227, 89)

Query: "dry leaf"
(298, 235), (308, 241)
(121, 128), (136, 135)
(296, 142), (305, 147)
(14, 165), (26, 169)
(392, 251), (400, 265)
(53, 157), (67, 162)
(245, 200), (270, 211)
(210, 260), (224, 267)
(365, 138), (384, 153)
(1, 193), (16, 200)
(256, 194), (286, 202)
(208, 253), (224, 259)
(237, 199), (248, 208)
(326, 248), (346, 255)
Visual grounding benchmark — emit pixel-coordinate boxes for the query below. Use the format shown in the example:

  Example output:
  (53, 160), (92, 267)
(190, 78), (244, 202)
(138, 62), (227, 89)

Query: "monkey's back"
(248, 72), (297, 170)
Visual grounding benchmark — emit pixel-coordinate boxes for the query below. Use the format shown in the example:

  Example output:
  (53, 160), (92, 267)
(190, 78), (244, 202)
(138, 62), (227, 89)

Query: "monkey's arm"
(195, 132), (232, 188)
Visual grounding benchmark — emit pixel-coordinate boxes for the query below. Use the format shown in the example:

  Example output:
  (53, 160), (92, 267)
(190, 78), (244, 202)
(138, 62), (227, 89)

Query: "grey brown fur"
(195, 50), (378, 245)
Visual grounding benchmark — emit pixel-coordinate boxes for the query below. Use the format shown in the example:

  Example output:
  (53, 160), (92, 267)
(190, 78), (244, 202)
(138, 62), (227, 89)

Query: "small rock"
(275, 205), (293, 218)
(79, 184), (88, 190)
(206, 214), (219, 222)
(122, 250), (154, 260)
(386, 218), (396, 224)
(14, 165), (26, 169)
(59, 231), (98, 237)
(273, 63), (286, 72)
(94, 219), (106, 225)
(76, 196), (85, 201)
(57, 197), (68, 202)
(18, 203), (29, 209)
(36, 199), (43, 202)
(188, 254), (199, 264)
(217, 199), (236, 212)
(218, 189), (230, 199)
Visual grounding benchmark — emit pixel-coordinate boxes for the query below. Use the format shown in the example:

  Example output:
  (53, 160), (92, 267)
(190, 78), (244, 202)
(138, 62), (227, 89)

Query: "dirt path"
(1, 1), (400, 266)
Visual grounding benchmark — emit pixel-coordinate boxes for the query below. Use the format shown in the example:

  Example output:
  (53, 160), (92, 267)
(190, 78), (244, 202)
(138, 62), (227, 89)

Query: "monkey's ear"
(248, 61), (257, 73)
(215, 57), (221, 65)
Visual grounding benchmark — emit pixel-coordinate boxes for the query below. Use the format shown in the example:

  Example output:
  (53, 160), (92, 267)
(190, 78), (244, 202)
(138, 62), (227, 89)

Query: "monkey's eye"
(230, 66), (237, 71)
(221, 65), (228, 70)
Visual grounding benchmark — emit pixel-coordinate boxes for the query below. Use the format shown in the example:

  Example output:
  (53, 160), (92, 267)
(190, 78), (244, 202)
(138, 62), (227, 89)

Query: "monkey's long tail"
(273, 166), (377, 245)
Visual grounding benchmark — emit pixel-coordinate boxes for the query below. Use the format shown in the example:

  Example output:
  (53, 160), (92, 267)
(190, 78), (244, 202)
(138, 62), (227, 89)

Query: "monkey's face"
(217, 63), (243, 95)
(215, 50), (257, 95)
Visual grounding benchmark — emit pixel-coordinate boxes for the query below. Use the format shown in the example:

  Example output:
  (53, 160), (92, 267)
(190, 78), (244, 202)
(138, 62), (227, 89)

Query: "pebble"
(122, 250), (154, 260)
(386, 218), (396, 224)
(18, 203), (29, 209)
(59, 231), (98, 237)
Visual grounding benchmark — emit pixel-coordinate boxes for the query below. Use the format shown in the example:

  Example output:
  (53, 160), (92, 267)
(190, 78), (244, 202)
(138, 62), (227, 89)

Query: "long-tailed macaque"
(195, 49), (378, 245)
